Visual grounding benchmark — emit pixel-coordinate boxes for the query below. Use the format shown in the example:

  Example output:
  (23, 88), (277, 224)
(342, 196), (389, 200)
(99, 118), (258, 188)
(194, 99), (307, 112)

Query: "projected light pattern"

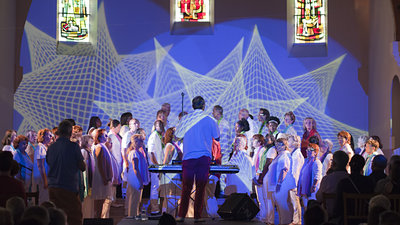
(16, 3), (367, 152)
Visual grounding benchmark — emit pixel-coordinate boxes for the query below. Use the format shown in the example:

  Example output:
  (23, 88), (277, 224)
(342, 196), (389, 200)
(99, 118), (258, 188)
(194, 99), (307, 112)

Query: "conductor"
(175, 96), (220, 222)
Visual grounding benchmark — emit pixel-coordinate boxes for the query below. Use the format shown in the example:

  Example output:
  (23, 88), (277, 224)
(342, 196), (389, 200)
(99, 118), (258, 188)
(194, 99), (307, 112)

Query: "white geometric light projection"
(16, 3), (367, 152)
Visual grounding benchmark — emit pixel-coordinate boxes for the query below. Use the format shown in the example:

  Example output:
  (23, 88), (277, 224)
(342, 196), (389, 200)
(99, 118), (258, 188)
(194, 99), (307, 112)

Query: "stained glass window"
(294, 0), (327, 43)
(174, 0), (210, 22)
(58, 0), (90, 42)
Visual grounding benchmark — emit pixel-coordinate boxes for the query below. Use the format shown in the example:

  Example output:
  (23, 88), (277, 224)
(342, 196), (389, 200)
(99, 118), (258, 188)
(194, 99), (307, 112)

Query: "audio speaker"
(217, 193), (259, 220)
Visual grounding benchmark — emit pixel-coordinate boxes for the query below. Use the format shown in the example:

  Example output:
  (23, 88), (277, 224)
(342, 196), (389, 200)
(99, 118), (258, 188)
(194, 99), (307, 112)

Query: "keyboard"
(148, 164), (239, 174)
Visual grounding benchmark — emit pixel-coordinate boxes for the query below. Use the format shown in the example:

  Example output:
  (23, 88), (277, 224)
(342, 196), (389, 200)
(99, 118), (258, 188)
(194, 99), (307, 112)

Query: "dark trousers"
(178, 156), (210, 219)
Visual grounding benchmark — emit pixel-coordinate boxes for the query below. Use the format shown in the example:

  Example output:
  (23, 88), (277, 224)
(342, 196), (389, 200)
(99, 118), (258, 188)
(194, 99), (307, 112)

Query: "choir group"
(1, 101), (399, 225)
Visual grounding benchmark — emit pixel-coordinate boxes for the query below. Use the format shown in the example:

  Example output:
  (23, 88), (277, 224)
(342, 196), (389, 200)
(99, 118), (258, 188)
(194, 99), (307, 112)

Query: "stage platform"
(117, 217), (266, 225)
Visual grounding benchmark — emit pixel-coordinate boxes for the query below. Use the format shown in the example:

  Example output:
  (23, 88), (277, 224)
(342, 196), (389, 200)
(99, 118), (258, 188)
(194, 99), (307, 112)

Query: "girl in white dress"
(33, 128), (52, 204)
(92, 129), (113, 218)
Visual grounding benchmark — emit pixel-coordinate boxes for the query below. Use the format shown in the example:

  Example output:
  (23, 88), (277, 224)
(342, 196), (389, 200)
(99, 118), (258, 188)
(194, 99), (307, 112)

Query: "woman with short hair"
(297, 143), (322, 208)
(319, 139), (333, 177)
(266, 137), (296, 225)
(13, 135), (33, 191)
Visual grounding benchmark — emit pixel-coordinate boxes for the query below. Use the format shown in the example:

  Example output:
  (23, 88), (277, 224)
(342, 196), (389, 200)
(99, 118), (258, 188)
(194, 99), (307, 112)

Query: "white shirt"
(321, 153), (333, 177)
(253, 146), (266, 174)
(217, 117), (231, 164)
(119, 125), (130, 138)
(108, 131), (122, 173)
(226, 150), (254, 195)
(291, 148), (304, 185)
(121, 130), (134, 151)
(246, 117), (259, 151)
(176, 109), (220, 160)
(147, 131), (164, 165)
(267, 150), (295, 191)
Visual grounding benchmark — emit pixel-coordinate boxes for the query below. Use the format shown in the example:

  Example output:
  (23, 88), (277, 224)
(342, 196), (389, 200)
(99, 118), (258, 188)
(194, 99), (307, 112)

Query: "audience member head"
(337, 130), (351, 147)
(37, 128), (51, 145)
(369, 194), (391, 212)
(368, 206), (387, 225)
(1, 129), (17, 147)
(372, 155), (387, 172)
(258, 108), (270, 122)
(57, 120), (73, 138)
(161, 103), (171, 117)
(212, 105), (223, 120)
(13, 135), (28, 151)
(284, 111), (296, 126)
(357, 135), (369, 149)
(331, 150), (349, 171)
(267, 116), (280, 133)
(6, 196), (25, 225)
(303, 117), (317, 133)
(0, 207), (13, 225)
(120, 112), (133, 126)
(40, 201), (56, 209)
(379, 210), (400, 225)
(48, 207), (67, 225)
(192, 96), (205, 110)
(303, 204), (328, 225)
(0, 151), (14, 173)
(370, 135), (383, 149)
(22, 206), (49, 225)
(388, 155), (400, 183)
(235, 118), (250, 134)
(94, 129), (107, 145)
(349, 154), (365, 174)
(252, 134), (265, 148)
(164, 127), (175, 145)
(25, 130), (37, 144)
(158, 212), (176, 225)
